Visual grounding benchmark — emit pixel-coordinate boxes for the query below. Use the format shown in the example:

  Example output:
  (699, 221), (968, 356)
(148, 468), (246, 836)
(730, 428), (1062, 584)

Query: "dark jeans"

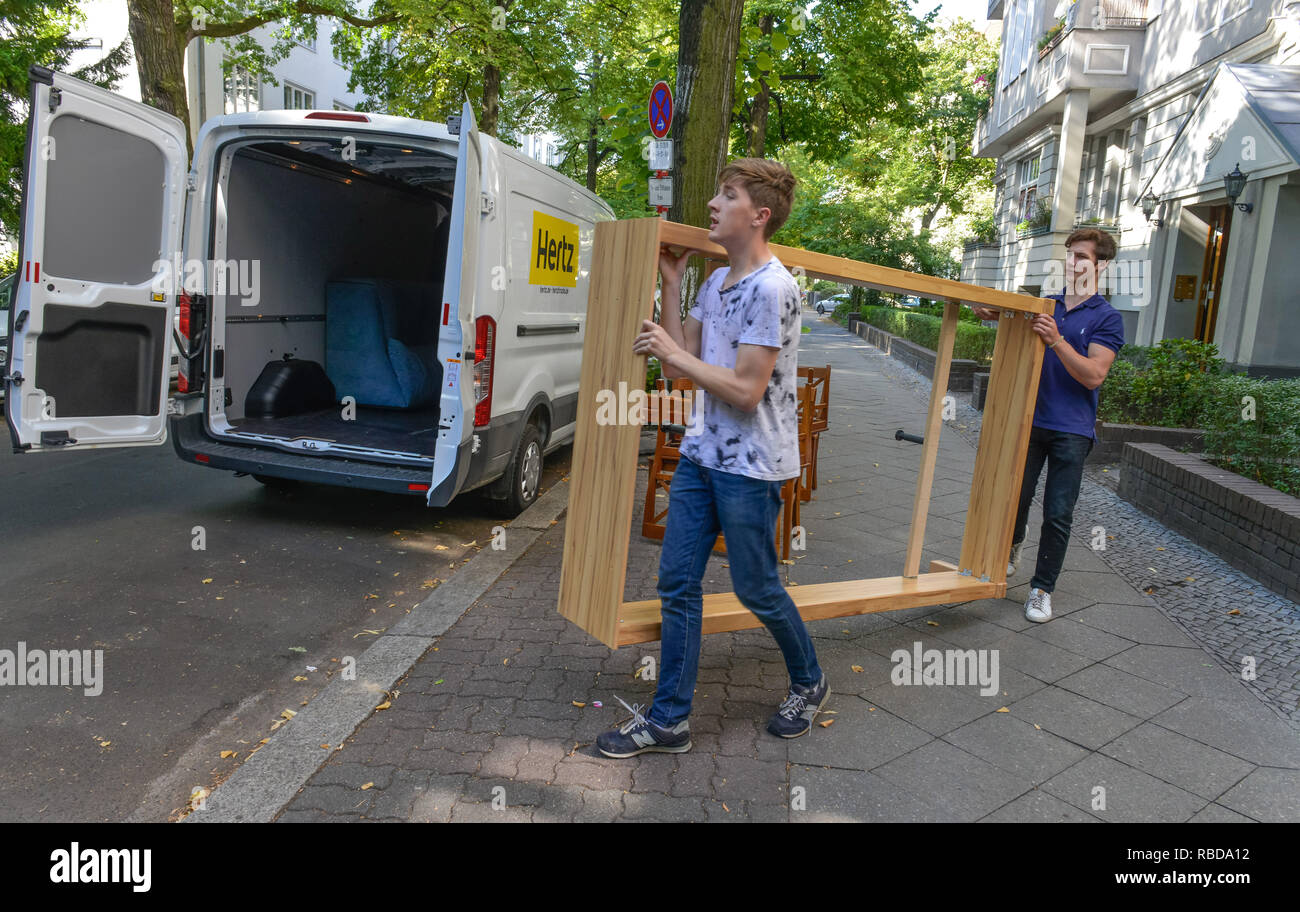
(650, 455), (822, 727)
(1011, 426), (1094, 594)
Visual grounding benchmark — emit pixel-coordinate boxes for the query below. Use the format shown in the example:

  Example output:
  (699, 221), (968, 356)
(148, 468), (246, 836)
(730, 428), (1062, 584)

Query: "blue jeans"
(1012, 426), (1094, 593)
(649, 454), (823, 727)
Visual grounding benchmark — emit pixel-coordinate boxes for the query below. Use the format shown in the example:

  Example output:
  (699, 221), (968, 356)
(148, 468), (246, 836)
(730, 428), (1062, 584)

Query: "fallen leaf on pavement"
(572, 701), (586, 708)
(220, 750), (236, 759)
(202, 578), (213, 584)
(851, 665), (863, 673)
(360, 782), (374, 791)
(293, 675), (307, 682)
(818, 719), (834, 728)
(996, 707), (1009, 713)
(375, 700), (392, 711)
(1228, 609), (1241, 616)
(926, 620), (939, 627)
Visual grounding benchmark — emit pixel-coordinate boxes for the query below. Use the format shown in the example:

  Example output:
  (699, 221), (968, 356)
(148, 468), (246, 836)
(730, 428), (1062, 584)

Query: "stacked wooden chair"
(641, 367), (829, 561)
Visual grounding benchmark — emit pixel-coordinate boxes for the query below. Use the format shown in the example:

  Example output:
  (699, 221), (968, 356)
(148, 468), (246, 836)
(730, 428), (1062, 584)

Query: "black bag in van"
(244, 356), (337, 419)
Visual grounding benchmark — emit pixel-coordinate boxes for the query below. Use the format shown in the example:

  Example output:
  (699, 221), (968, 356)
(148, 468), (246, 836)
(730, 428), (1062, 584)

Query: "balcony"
(975, 1), (1149, 159)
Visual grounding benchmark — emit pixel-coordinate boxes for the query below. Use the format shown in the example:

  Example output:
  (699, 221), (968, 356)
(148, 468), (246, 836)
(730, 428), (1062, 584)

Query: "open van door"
(429, 101), (481, 505)
(5, 67), (188, 452)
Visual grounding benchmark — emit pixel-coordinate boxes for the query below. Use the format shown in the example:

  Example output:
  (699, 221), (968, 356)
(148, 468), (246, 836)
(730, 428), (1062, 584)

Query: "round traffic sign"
(648, 81), (673, 139)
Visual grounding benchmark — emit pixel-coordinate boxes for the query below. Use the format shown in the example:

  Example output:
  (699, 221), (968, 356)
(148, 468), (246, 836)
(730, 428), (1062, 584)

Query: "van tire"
(490, 424), (542, 518)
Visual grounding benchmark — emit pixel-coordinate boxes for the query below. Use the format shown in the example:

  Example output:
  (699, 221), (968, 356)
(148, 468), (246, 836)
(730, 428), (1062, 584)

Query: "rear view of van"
(7, 68), (614, 516)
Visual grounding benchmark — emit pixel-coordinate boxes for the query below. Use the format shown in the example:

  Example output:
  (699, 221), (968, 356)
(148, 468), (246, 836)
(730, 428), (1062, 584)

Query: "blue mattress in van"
(325, 279), (441, 409)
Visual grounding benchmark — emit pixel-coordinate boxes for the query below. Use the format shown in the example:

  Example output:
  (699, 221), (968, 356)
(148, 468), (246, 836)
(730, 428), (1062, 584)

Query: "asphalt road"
(0, 435), (568, 822)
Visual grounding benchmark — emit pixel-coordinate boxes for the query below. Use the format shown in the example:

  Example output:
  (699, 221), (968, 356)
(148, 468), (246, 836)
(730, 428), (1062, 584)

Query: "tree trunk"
(671, 0), (746, 307)
(587, 121), (600, 190)
(745, 14), (773, 158)
(481, 62), (500, 136)
(127, 0), (192, 156)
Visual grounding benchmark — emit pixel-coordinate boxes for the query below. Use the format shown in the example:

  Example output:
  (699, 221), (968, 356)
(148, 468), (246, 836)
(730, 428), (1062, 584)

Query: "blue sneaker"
(596, 697), (692, 758)
(766, 675), (830, 738)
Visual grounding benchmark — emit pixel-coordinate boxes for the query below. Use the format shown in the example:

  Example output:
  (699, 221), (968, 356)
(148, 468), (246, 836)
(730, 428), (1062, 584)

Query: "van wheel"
(491, 424), (543, 518)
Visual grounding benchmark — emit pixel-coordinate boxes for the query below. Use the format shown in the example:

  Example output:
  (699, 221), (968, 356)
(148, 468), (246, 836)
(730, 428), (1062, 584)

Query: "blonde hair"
(717, 158), (797, 239)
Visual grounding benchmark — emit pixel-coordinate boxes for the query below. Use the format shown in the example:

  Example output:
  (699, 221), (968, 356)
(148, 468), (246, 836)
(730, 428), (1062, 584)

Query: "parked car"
(5, 67), (614, 516)
(817, 292), (851, 315)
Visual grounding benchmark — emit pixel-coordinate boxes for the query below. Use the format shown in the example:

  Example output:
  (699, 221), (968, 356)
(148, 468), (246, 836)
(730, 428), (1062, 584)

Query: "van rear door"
(5, 68), (187, 452)
(428, 101), (481, 505)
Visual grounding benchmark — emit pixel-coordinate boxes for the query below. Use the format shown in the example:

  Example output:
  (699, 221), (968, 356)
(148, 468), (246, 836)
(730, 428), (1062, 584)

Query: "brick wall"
(1118, 443), (1300, 602)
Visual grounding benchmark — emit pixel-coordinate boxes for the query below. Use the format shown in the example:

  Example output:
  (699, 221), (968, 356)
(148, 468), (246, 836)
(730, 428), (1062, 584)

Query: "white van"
(5, 67), (614, 515)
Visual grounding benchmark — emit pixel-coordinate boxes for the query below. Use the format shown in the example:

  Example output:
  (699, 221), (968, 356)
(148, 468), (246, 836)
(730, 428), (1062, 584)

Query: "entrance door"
(1195, 204), (1231, 344)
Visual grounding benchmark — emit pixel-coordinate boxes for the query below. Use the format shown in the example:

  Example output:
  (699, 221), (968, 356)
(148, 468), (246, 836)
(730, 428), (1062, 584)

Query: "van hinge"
(480, 192), (494, 216)
(48, 87), (62, 113)
(187, 173), (198, 191)
(14, 310), (29, 332)
(3, 372), (21, 385)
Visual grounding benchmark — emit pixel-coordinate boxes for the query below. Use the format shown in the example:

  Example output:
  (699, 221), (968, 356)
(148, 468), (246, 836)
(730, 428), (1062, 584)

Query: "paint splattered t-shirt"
(679, 257), (802, 481)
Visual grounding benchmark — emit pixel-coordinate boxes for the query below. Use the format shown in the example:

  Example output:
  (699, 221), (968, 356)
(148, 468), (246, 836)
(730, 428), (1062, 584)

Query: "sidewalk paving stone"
(265, 314), (1299, 823)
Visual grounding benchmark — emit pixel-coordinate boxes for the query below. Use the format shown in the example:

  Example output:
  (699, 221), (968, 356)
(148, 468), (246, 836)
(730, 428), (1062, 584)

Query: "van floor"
(231, 406), (441, 458)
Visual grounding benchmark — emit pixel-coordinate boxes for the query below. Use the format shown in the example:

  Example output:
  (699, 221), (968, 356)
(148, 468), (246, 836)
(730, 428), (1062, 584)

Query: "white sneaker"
(1007, 541), (1023, 577)
(1025, 587), (1052, 623)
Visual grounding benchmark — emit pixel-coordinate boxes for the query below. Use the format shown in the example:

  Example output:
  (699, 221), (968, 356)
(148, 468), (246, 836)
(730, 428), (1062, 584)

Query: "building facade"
(71, 1), (364, 142)
(962, 0), (1300, 376)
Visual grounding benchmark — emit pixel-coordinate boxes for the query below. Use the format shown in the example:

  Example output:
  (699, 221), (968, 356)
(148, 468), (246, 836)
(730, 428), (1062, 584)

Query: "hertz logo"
(529, 211), (578, 287)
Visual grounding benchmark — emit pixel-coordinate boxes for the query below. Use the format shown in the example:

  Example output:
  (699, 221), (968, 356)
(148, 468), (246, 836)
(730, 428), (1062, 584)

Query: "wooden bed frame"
(557, 218), (1054, 648)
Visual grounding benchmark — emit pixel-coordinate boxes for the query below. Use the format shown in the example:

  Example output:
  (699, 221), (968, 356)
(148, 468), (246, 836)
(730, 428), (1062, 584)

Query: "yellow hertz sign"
(529, 211), (578, 288)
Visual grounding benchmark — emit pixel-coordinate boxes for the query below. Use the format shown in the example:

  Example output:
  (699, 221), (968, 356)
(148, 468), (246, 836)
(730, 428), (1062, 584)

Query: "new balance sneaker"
(1025, 587), (1053, 623)
(1007, 541), (1024, 577)
(766, 675), (830, 738)
(596, 696), (691, 758)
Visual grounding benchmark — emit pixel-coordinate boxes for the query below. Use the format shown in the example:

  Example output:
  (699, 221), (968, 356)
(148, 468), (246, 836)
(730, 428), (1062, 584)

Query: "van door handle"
(516, 323), (580, 336)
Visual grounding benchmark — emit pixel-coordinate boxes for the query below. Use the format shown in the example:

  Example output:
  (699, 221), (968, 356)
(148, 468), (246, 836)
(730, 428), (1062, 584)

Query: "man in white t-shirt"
(597, 159), (828, 758)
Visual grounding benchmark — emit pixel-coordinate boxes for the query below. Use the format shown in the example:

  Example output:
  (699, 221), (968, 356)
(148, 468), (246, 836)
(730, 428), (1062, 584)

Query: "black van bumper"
(169, 413), (464, 500)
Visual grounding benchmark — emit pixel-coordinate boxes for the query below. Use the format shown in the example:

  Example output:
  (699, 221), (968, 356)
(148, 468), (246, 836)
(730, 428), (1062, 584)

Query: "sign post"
(648, 80), (674, 217)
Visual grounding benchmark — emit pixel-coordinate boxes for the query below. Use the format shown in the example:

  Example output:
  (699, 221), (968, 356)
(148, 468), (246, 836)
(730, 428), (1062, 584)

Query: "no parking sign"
(648, 81), (673, 138)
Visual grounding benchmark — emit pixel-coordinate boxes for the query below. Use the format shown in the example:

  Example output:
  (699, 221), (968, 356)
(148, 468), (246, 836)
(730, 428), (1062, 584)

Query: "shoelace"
(614, 695), (650, 734)
(777, 690), (808, 720)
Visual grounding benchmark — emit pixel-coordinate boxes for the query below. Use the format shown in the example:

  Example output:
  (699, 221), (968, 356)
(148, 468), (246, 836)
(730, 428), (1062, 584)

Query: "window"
(223, 63), (260, 114)
(1017, 151), (1042, 221)
(283, 83), (315, 110)
(1201, 0), (1253, 31)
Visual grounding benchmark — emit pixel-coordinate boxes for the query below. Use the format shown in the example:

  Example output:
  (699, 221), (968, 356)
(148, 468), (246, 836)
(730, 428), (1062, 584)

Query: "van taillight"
(177, 292), (191, 393)
(473, 316), (495, 427)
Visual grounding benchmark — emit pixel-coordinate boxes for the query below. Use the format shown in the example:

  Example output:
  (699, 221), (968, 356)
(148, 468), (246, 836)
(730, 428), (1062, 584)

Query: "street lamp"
(1223, 164), (1253, 214)
(1140, 191), (1163, 228)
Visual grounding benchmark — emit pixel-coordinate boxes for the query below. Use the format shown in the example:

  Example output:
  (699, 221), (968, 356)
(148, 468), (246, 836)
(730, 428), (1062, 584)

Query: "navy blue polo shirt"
(1033, 294), (1125, 439)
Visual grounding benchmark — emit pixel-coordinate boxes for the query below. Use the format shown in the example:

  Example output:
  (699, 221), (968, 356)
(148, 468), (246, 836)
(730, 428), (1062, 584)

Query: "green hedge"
(1097, 339), (1225, 428)
(1199, 375), (1300, 496)
(840, 305), (996, 364)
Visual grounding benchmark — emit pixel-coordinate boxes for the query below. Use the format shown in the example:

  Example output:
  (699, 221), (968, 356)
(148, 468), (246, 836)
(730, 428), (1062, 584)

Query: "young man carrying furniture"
(972, 227), (1125, 624)
(596, 159), (827, 758)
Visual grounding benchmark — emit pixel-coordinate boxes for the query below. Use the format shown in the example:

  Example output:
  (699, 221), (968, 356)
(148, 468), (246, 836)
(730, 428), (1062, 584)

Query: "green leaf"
(756, 52), (773, 72)
(611, 125), (628, 140)
(770, 31), (789, 53)
(745, 26), (763, 44)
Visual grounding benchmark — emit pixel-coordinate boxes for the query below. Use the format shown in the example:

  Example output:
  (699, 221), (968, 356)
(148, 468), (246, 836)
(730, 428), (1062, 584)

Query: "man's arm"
(663, 342), (777, 412)
(1052, 340), (1117, 390)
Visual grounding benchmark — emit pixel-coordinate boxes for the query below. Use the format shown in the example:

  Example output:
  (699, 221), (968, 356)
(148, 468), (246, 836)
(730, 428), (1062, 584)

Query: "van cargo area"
(210, 138), (458, 463)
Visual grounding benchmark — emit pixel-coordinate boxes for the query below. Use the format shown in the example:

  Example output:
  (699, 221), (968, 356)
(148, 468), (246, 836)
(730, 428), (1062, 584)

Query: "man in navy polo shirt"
(973, 227), (1124, 623)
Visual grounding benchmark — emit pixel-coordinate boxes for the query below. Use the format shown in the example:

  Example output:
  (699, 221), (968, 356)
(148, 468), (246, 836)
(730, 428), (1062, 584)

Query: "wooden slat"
(959, 311), (1046, 582)
(903, 301), (960, 578)
(658, 221), (1050, 314)
(557, 219), (662, 647)
(615, 572), (1000, 646)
